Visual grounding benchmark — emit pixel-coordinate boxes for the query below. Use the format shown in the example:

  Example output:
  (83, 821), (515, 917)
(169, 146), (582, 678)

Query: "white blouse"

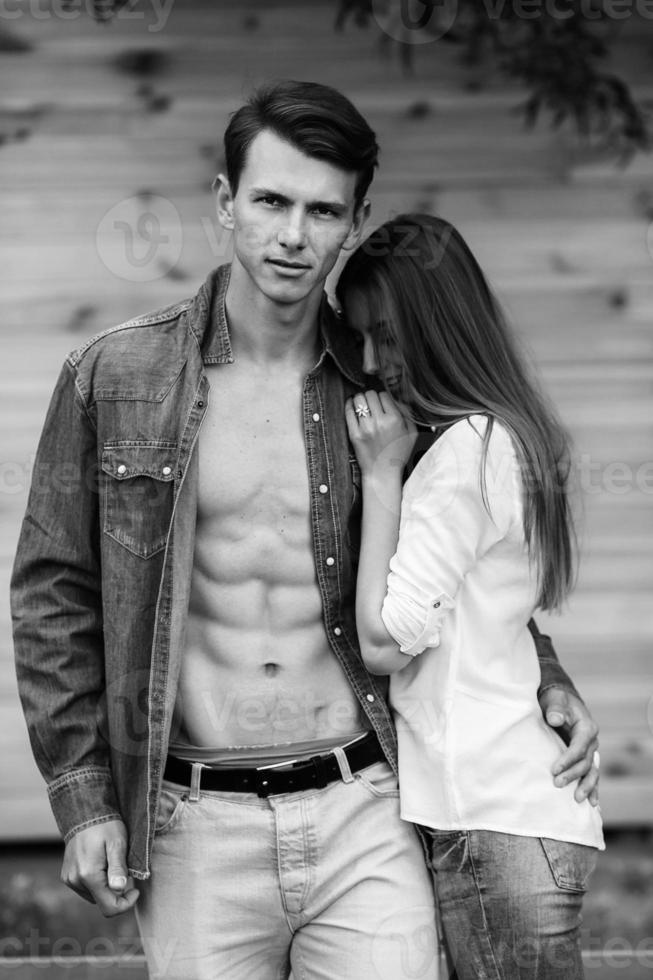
(383, 415), (604, 848)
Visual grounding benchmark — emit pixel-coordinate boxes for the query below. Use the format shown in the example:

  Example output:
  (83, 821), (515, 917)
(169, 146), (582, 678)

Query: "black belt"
(163, 731), (385, 798)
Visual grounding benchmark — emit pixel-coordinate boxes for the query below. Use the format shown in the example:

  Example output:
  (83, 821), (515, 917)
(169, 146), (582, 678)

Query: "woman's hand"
(346, 390), (418, 674)
(345, 390), (417, 479)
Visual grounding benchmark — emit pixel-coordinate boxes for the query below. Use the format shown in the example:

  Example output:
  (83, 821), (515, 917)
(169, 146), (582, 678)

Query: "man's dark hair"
(224, 79), (379, 210)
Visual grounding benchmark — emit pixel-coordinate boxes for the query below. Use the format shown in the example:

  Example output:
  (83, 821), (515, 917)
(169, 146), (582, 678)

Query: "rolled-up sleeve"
(381, 418), (520, 657)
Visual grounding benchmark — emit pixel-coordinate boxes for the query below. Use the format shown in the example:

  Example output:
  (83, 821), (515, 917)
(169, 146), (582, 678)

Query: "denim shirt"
(11, 265), (574, 879)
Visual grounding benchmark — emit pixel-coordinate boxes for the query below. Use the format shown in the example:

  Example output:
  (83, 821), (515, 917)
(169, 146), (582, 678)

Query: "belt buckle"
(253, 753), (329, 796)
(253, 756), (299, 798)
(254, 769), (273, 798)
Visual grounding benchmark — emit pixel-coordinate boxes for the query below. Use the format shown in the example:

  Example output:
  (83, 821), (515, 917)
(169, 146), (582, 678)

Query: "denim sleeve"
(528, 618), (582, 701)
(10, 361), (121, 840)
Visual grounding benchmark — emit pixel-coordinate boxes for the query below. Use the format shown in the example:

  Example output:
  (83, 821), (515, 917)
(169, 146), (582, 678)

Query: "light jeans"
(425, 829), (598, 980)
(136, 760), (440, 980)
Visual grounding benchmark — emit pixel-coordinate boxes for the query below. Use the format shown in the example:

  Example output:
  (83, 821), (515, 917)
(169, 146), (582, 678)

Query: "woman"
(336, 214), (604, 980)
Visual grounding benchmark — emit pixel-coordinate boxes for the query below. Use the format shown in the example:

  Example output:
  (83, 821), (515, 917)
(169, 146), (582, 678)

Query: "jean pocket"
(423, 829), (468, 873)
(539, 837), (598, 893)
(154, 782), (188, 837)
(102, 442), (176, 559)
(354, 760), (400, 799)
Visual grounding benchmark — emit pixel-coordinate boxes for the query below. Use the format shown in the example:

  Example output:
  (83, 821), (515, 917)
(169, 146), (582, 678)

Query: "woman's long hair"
(336, 213), (575, 611)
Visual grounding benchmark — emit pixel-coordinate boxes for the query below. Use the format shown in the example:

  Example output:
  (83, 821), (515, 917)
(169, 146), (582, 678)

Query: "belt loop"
(190, 762), (204, 801)
(332, 745), (355, 784)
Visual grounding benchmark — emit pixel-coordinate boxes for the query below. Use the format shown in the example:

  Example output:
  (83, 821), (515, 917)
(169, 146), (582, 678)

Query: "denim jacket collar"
(188, 264), (365, 388)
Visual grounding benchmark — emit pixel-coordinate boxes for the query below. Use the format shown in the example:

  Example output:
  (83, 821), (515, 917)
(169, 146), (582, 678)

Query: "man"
(12, 80), (598, 980)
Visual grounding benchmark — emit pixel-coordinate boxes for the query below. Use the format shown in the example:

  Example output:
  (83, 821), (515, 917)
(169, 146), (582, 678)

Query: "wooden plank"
(0, 796), (58, 841)
(599, 778), (653, 828)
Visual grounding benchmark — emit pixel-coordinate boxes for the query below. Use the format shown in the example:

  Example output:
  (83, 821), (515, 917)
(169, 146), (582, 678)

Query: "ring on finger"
(592, 750), (600, 769)
(354, 402), (371, 419)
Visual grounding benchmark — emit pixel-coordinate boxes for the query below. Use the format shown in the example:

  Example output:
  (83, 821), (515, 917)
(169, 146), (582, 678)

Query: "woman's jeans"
(424, 829), (597, 980)
(136, 761), (440, 980)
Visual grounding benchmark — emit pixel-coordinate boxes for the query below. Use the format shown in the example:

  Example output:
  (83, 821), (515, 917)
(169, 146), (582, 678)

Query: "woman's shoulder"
(405, 415), (522, 528)
(437, 414), (516, 459)
(408, 415), (518, 492)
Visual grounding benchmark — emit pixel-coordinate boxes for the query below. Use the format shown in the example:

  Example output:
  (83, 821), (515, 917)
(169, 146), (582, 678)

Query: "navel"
(263, 662), (280, 678)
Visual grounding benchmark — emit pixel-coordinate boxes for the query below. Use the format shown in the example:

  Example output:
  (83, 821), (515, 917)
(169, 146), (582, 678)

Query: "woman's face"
(342, 290), (405, 395)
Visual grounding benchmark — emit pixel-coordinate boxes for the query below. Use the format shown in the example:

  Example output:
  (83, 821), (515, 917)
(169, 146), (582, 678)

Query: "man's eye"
(259, 196), (282, 207)
(313, 206), (337, 217)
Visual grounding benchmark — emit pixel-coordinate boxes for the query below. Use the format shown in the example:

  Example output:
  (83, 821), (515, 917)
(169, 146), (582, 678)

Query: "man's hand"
(61, 819), (139, 917)
(539, 686), (600, 806)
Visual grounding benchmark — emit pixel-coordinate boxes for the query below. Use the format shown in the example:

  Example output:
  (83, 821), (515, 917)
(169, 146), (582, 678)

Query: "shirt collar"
(186, 264), (234, 364)
(186, 264), (365, 387)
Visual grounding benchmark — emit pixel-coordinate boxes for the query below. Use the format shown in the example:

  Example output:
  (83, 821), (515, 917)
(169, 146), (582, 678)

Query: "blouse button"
(312, 413), (320, 422)
(319, 484), (328, 494)
(366, 694), (375, 703)
(117, 464), (127, 475)
(333, 626), (342, 637)
(162, 466), (172, 477)
(326, 556), (335, 567)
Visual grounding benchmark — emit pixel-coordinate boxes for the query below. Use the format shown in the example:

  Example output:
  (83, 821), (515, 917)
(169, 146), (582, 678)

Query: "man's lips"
(266, 258), (311, 270)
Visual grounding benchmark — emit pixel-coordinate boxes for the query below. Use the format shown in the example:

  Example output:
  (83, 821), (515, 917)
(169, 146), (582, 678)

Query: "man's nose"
(362, 337), (379, 374)
(277, 211), (307, 250)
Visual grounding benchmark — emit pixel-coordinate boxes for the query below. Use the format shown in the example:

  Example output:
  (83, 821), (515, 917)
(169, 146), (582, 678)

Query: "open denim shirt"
(11, 265), (576, 879)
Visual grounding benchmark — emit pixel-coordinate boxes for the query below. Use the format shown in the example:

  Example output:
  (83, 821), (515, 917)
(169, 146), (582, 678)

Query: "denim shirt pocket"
(102, 442), (177, 559)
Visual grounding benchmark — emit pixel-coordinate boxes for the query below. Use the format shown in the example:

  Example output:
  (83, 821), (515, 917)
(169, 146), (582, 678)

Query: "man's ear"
(214, 173), (235, 231)
(342, 198), (371, 253)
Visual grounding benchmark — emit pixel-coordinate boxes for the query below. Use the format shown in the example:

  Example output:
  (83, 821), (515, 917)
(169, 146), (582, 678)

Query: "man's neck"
(224, 265), (323, 369)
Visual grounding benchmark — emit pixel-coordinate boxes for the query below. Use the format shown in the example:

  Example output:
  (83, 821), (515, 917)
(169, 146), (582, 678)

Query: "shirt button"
(117, 464), (126, 475)
(312, 413), (320, 422)
(319, 484), (328, 494)
(433, 601), (440, 608)
(326, 556), (335, 566)
(366, 694), (375, 703)
(333, 626), (342, 636)
(162, 466), (172, 477)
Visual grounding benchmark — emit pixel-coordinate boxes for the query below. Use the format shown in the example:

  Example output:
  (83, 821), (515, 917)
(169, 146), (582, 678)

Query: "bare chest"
(198, 365), (310, 523)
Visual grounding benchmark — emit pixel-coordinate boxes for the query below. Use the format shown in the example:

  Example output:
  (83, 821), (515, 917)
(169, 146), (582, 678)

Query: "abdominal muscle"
(175, 378), (366, 750)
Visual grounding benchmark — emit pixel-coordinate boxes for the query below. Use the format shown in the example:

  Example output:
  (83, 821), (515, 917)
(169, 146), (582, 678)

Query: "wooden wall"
(1, 0), (652, 837)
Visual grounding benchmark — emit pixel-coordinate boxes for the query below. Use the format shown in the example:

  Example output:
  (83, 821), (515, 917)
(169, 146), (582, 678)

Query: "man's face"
(216, 129), (368, 307)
